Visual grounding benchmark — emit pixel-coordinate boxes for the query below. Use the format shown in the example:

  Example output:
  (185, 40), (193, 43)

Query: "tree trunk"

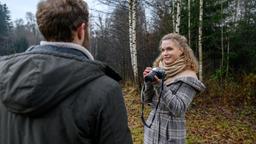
(129, 0), (139, 86)
(198, 0), (203, 81)
(188, 0), (191, 46)
(172, 0), (176, 31)
(226, 36), (230, 78)
(221, 0), (224, 81)
(234, 0), (240, 23)
(230, 0), (240, 29)
(175, 0), (181, 33)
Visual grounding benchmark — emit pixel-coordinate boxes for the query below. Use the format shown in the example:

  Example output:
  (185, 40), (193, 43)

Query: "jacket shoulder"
(89, 60), (122, 82)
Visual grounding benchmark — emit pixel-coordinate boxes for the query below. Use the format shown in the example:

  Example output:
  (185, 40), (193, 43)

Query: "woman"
(142, 33), (205, 144)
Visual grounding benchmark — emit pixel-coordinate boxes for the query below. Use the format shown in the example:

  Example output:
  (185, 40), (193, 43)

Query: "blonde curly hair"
(154, 33), (199, 73)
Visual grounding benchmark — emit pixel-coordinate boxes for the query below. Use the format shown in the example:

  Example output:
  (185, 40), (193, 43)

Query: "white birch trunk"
(233, 0), (240, 26)
(128, 0), (139, 84)
(236, 0), (240, 20)
(172, 0), (176, 31)
(175, 0), (181, 33)
(198, 0), (203, 81)
(188, 0), (191, 46)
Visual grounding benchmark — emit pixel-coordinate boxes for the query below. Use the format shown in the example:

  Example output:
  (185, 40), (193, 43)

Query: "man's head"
(36, 0), (89, 46)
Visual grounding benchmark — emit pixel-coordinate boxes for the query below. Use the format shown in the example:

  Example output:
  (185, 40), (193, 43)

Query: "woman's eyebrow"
(164, 46), (173, 50)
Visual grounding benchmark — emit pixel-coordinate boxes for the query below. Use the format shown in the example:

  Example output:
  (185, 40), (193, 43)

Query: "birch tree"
(234, 0), (240, 24)
(175, 0), (181, 33)
(172, 0), (176, 31)
(129, 0), (139, 85)
(198, 0), (203, 81)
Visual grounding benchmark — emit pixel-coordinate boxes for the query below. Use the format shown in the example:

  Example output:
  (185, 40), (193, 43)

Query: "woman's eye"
(166, 47), (173, 51)
(161, 47), (173, 52)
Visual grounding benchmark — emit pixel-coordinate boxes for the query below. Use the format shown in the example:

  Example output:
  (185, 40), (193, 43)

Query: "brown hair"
(36, 0), (89, 42)
(156, 33), (199, 73)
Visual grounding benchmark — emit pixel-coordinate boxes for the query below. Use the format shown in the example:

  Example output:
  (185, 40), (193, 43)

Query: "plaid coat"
(142, 77), (205, 144)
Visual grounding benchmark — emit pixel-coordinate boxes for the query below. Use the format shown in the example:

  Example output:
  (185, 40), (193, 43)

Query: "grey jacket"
(142, 77), (205, 144)
(0, 44), (132, 144)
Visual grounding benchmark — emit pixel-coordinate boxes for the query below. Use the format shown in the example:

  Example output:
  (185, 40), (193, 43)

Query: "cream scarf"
(154, 55), (186, 84)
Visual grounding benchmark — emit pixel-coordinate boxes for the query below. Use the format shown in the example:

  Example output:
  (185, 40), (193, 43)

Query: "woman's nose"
(162, 50), (167, 55)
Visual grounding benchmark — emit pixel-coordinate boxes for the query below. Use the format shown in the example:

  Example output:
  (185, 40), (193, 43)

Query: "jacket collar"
(39, 41), (94, 60)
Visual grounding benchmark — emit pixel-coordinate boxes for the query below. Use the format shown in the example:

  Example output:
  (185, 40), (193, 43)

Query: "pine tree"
(0, 3), (12, 38)
(0, 2), (13, 55)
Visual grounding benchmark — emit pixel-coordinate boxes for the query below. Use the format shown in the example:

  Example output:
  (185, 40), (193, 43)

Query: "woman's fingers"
(143, 67), (152, 78)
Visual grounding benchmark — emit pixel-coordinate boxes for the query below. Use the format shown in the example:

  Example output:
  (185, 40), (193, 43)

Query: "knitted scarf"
(154, 55), (186, 81)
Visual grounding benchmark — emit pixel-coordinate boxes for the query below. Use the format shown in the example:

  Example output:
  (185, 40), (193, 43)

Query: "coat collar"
(40, 41), (94, 60)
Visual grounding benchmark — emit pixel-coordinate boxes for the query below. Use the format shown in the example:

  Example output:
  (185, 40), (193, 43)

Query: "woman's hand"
(143, 67), (152, 78)
(153, 75), (161, 84)
(143, 67), (161, 84)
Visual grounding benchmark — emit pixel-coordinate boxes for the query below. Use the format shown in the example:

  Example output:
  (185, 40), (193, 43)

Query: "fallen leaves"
(122, 84), (256, 144)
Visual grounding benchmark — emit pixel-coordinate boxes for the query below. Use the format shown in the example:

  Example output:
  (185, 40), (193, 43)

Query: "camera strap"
(141, 80), (164, 128)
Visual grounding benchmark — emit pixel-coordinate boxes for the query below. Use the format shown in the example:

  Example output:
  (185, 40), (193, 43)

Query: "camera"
(144, 67), (165, 82)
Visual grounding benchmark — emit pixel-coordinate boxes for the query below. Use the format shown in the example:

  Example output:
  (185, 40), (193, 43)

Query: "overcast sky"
(0, 0), (106, 21)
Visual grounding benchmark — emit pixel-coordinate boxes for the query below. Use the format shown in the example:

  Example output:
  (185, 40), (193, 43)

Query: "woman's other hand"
(143, 67), (161, 84)
(143, 67), (152, 78)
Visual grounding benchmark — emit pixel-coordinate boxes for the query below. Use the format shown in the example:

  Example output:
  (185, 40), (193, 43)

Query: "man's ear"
(82, 23), (90, 48)
(77, 23), (86, 40)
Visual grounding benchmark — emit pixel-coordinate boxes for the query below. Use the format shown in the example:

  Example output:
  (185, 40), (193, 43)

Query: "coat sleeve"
(160, 82), (197, 116)
(97, 80), (133, 144)
(141, 82), (155, 104)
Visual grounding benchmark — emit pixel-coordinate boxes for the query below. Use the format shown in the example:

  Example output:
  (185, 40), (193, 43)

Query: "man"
(0, 0), (132, 144)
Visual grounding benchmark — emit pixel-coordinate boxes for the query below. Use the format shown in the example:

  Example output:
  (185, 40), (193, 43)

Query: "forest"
(0, 0), (255, 143)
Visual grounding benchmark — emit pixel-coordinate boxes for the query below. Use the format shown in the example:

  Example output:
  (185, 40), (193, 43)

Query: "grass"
(122, 84), (256, 144)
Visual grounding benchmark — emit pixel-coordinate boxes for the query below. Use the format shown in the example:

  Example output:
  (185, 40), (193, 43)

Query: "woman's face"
(161, 40), (183, 65)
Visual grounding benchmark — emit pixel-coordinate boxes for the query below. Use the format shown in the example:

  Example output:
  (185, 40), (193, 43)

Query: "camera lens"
(144, 67), (165, 82)
(144, 71), (155, 82)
